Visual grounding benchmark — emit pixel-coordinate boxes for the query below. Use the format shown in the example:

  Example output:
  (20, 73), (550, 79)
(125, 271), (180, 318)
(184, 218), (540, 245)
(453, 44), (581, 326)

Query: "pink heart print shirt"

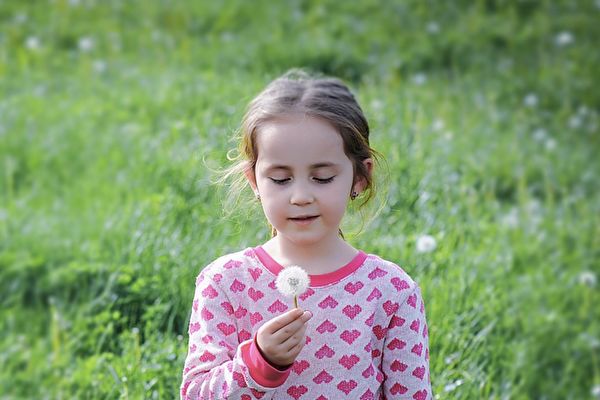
(180, 246), (432, 399)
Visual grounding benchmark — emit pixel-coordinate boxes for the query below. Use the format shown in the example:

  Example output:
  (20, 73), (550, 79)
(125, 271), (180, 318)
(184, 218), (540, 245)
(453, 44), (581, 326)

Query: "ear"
(244, 165), (258, 192)
(353, 158), (374, 193)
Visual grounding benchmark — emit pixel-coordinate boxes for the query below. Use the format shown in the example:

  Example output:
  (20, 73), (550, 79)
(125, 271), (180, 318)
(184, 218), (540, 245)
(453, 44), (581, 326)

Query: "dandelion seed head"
(93, 60), (107, 73)
(412, 73), (427, 85)
(533, 128), (547, 141)
(579, 271), (597, 288)
(78, 36), (94, 52)
(592, 384), (600, 398)
(555, 31), (574, 47)
(569, 114), (583, 129)
(25, 36), (40, 50)
(426, 21), (440, 34)
(276, 266), (310, 297)
(523, 93), (538, 107)
(416, 234), (437, 253)
(14, 13), (27, 24)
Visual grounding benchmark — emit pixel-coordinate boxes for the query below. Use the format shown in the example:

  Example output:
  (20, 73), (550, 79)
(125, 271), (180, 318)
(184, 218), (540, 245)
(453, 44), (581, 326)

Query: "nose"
(289, 181), (315, 205)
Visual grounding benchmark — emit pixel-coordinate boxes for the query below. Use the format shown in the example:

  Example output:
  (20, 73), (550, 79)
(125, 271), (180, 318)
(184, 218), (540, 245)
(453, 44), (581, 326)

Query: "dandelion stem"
(294, 295), (298, 309)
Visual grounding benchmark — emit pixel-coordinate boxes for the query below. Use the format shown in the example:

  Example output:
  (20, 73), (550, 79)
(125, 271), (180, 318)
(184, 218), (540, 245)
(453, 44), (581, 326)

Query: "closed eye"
(314, 176), (335, 184)
(269, 177), (290, 185)
(268, 176), (335, 185)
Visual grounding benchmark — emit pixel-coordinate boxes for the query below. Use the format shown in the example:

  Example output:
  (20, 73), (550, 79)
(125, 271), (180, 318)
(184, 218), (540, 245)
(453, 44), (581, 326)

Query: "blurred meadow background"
(1, 0), (599, 399)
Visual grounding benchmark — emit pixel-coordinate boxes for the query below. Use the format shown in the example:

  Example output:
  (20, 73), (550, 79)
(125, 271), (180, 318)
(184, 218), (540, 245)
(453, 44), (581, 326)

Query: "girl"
(180, 70), (432, 399)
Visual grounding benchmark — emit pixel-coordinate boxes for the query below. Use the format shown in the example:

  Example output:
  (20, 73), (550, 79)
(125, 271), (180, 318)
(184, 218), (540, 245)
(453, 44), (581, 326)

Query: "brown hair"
(214, 69), (386, 238)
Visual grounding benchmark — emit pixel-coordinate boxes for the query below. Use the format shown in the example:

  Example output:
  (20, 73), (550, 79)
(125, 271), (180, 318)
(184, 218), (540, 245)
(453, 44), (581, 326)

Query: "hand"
(256, 308), (313, 368)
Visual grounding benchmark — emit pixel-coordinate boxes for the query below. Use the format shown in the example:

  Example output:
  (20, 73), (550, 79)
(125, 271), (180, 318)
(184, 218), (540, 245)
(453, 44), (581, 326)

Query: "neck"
(263, 234), (357, 274)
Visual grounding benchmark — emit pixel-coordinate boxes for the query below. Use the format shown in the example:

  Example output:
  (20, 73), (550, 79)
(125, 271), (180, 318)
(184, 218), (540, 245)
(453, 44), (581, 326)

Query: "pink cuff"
(240, 335), (291, 388)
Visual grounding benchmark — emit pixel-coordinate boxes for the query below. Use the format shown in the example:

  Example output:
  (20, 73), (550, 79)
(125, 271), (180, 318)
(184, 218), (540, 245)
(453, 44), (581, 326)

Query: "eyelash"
(269, 177), (335, 185)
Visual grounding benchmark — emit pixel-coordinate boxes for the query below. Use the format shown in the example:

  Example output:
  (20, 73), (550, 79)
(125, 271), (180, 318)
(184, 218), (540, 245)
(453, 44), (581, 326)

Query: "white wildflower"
(426, 21), (440, 34)
(555, 31), (574, 47)
(371, 99), (384, 111)
(569, 114), (583, 129)
(418, 191), (431, 206)
(432, 119), (444, 131)
(592, 384), (600, 399)
(14, 13), (27, 24)
(578, 332), (600, 350)
(416, 234), (437, 253)
(412, 73), (427, 85)
(25, 36), (40, 50)
(78, 36), (94, 52)
(443, 379), (464, 392)
(533, 128), (547, 141)
(276, 266), (310, 308)
(93, 59), (107, 73)
(579, 271), (597, 288)
(523, 93), (538, 107)
(501, 207), (519, 229)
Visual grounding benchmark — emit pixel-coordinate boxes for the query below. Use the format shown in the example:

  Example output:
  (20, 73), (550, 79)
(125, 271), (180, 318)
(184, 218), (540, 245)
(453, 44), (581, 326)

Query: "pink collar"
(253, 246), (368, 287)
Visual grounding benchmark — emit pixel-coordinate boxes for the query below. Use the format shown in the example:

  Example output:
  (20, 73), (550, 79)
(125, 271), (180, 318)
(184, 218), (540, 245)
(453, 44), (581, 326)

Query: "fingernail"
(305, 311), (313, 319)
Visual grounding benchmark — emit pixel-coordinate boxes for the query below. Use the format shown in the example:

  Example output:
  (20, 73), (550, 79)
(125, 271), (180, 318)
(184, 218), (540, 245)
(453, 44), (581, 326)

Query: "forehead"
(255, 115), (349, 170)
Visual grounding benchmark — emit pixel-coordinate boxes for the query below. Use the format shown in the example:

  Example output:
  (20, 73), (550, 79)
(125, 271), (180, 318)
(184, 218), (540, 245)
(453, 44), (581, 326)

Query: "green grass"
(1, 0), (599, 398)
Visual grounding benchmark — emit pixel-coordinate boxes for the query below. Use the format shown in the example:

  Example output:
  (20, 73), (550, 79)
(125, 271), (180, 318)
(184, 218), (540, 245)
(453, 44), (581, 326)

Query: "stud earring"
(255, 192), (261, 201)
(350, 191), (358, 200)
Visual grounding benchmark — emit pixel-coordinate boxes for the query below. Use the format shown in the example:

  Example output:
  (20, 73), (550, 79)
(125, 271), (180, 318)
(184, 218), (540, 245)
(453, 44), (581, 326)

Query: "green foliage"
(1, 0), (598, 398)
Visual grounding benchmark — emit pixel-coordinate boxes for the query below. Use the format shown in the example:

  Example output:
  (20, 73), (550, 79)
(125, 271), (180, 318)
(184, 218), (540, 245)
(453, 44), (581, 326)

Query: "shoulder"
(194, 247), (258, 286)
(359, 252), (420, 298)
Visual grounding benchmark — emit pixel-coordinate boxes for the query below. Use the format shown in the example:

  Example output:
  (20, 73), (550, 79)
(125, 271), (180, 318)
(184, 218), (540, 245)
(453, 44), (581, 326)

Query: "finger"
(281, 323), (307, 352)
(264, 308), (304, 335)
(286, 336), (305, 355)
(272, 311), (312, 342)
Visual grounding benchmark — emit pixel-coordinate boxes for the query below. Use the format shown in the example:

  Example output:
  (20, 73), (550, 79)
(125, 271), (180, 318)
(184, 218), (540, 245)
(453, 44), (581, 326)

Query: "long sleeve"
(180, 266), (290, 400)
(381, 284), (432, 400)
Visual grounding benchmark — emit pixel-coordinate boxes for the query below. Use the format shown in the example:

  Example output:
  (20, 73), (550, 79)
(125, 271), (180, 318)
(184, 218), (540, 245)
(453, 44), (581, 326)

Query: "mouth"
(289, 215), (319, 221)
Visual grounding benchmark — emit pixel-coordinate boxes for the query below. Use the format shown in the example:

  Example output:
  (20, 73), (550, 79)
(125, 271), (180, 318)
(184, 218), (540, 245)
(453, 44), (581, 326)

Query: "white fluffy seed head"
(275, 265), (310, 297)
(416, 234), (437, 253)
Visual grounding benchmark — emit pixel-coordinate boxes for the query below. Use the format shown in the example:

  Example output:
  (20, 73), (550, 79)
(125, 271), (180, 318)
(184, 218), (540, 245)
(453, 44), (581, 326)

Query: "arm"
(381, 284), (432, 400)
(180, 268), (291, 400)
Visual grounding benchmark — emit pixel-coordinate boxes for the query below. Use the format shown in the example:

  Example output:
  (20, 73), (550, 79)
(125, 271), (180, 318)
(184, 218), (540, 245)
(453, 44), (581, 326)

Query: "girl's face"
(246, 114), (371, 248)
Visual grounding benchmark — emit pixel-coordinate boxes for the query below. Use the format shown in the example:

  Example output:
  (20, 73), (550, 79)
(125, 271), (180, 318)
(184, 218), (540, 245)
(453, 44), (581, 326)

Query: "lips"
(289, 215), (319, 220)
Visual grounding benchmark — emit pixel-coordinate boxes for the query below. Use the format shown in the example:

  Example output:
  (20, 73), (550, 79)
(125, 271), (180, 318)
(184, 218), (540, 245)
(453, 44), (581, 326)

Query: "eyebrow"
(264, 162), (340, 172)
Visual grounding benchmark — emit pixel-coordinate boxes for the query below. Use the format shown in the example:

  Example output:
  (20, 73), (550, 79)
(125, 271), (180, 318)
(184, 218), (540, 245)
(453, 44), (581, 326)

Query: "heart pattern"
(313, 370), (334, 384)
(248, 267), (262, 282)
(182, 252), (432, 400)
(230, 279), (246, 293)
(366, 287), (382, 301)
(201, 307), (214, 321)
(316, 320), (337, 334)
(248, 288), (264, 302)
(342, 304), (362, 319)
(344, 281), (364, 294)
(267, 299), (288, 313)
(292, 360), (310, 375)
(340, 329), (361, 344)
(339, 354), (360, 369)
(318, 295), (338, 309)
(315, 344), (335, 359)
(337, 380), (357, 395)
(287, 385), (308, 399)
